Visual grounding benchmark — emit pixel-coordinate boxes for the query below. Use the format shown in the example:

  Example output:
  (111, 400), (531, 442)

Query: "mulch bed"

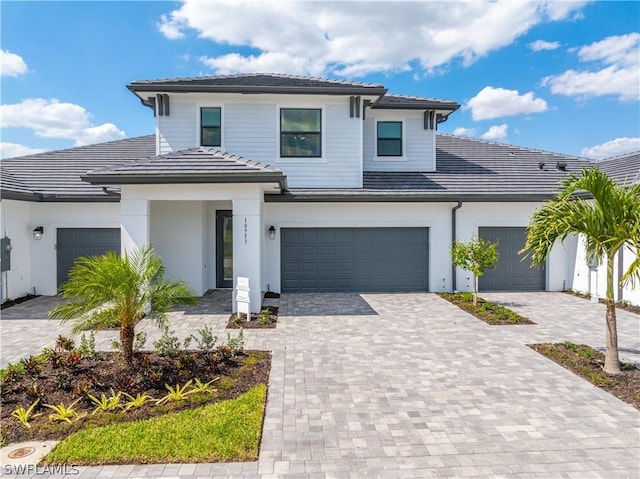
(564, 290), (640, 315)
(1, 294), (40, 310)
(0, 349), (271, 444)
(227, 305), (278, 329)
(438, 292), (534, 325)
(530, 342), (639, 409)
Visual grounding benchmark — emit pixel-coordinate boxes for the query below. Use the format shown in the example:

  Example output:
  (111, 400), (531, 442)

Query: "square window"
(201, 107), (221, 147)
(377, 121), (402, 156)
(281, 109), (321, 157)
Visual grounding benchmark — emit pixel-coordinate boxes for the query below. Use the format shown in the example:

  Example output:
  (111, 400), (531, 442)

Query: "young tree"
(451, 237), (500, 306)
(521, 168), (640, 374)
(50, 246), (198, 368)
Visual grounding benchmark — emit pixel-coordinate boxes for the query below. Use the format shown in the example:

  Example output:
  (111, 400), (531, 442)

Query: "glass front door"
(216, 210), (233, 288)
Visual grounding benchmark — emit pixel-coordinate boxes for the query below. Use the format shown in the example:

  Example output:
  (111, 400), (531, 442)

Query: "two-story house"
(2, 74), (638, 309)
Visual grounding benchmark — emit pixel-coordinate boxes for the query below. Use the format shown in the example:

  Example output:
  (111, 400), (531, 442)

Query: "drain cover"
(8, 447), (36, 459)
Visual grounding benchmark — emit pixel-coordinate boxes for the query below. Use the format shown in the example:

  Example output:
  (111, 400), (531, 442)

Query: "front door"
(216, 210), (233, 288)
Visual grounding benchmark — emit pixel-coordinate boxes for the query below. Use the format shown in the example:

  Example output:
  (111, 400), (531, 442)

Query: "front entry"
(216, 210), (233, 288)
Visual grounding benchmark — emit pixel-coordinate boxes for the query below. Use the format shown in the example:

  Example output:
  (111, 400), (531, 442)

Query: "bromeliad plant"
(50, 245), (198, 369)
(122, 392), (155, 411)
(44, 399), (82, 423)
(190, 377), (219, 394)
(157, 380), (194, 404)
(88, 390), (123, 414)
(11, 399), (41, 429)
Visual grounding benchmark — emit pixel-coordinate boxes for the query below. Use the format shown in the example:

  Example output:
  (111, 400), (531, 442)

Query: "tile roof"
(273, 134), (594, 202)
(595, 151), (640, 186)
(372, 94), (459, 110)
(0, 135), (155, 201)
(128, 73), (387, 96)
(84, 147), (286, 186)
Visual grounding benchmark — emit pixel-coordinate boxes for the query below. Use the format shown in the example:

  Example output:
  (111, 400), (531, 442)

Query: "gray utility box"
(1, 237), (11, 272)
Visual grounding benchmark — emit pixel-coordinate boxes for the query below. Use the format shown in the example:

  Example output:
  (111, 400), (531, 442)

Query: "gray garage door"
(478, 227), (545, 291)
(281, 227), (429, 292)
(57, 228), (121, 287)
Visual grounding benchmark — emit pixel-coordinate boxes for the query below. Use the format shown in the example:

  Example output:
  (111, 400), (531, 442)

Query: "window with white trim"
(201, 107), (221, 147)
(377, 121), (402, 156)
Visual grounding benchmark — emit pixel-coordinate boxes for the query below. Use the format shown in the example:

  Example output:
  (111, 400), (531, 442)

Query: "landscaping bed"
(1, 294), (39, 310)
(438, 292), (534, 325)
(564, 290), (640, 315)
(227, 305), (278, 329)
(530, 342), (639, 410)
(0, 335), (271, 448)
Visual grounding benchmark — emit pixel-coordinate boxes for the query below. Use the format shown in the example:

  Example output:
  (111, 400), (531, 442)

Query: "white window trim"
(374, 119), (406, 161)
(196, 103), (225, 150)
(276, 104), (327, 164)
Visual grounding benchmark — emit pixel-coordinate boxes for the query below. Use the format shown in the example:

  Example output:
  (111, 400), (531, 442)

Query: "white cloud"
(581, 137), (640, 159)
(466, 86), (548, 121)
(453, 127), (476, 137)
(528, 40), (561, 52)
(1, 50), (28, 77)
(543, 33), (640, 101)
(158, 0), (587, 77)
(0, 143), (45, 159)
(0, 98), (125, 146)
(482, 124), (509, 140)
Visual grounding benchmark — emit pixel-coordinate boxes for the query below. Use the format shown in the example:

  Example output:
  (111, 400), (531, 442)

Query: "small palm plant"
(521, 168), (640, 374)
(50, 245), (198, 369)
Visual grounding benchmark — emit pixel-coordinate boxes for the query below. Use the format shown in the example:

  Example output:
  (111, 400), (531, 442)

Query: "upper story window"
(280, 108), (321, 158)
(201, 107), (221, 147)
(377, 121), (402, 156)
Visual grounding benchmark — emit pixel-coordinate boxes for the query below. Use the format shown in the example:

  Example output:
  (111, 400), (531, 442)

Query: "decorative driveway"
(1, 292), (639, 478)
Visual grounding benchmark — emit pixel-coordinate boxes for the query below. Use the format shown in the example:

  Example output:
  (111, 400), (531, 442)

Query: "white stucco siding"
(262, 202), (452, 293)
(0, 200), (33, 300)
(455, 202), (568, 292)
(363, 110), (436, 172)
(570, 238), (639, 306)
(150, 201), (207, 295)
(158, 101), (197, 155)
(28, 202), (120, 296)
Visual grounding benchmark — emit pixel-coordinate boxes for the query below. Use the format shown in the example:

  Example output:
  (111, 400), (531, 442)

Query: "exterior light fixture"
(33, 226), (44, 240)
(268, 225), (276, 240)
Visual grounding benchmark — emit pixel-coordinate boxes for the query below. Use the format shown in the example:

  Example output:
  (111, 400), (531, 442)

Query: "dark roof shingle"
(596, 151), (640, 186)
(372, 94), (459, 111)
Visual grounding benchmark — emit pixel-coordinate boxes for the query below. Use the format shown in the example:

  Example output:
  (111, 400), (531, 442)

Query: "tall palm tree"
(522, 168), (640, 374)
(50, 246), (198, 368)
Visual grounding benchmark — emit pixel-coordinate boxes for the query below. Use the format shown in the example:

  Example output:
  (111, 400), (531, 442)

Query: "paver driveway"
(1, 292), (639, 478)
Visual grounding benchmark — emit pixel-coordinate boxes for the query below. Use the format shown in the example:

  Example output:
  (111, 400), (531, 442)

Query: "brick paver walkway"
(1, 292), (638, 478)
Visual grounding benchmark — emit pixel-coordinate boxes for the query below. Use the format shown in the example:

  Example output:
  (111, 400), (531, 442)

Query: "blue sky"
(1, 1), (638, 159)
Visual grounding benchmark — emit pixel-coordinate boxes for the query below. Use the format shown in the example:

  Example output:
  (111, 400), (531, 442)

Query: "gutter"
(451, 201), (463, 292)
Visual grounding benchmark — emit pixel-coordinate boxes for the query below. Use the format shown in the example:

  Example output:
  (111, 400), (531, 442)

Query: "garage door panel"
(281, 227), (429, 292)
(478, 227), (544, 292)
(57, 228), (120, 288)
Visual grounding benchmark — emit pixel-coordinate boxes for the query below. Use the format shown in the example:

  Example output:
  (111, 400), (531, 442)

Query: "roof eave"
(371, 102), (461, 111)
(127, 84), (388, 97)
(266, 191), (558, 203)
(82, 173), (286, 189)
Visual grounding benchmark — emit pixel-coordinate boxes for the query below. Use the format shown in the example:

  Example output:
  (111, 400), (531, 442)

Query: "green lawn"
(42, 384), (267, 465)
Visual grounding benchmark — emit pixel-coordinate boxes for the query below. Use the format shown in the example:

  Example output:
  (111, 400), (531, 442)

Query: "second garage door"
(478, 227), (545, 291)
(57, 228), (121, 287)
(281, 227), (429, 292)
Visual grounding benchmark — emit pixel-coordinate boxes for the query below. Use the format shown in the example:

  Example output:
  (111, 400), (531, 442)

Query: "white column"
(232, 198), (262, 313)
(121, 199), (150, 254)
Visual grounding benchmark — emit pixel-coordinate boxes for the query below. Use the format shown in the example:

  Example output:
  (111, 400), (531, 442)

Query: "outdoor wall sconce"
(33, 226), (44, 240)
(267, 225), (276, 240)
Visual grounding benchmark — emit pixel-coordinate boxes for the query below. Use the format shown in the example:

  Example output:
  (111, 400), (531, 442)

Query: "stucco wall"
(0, 200), (33, 300)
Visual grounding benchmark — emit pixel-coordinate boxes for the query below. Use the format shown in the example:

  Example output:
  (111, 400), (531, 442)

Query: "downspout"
(451, 201), (463, 291)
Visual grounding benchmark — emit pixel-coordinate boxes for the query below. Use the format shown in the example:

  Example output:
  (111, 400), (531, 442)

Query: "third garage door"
(478, 227), (545, 291)
(281, 227), (428, 292)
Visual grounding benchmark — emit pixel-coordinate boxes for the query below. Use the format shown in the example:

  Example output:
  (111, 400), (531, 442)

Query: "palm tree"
(521, 168), (640, 374)
(50, 245), (198, 368)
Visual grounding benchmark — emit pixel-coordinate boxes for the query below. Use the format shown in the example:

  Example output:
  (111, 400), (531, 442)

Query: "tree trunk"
(120, 324), (135, 369)
(603, 256), (621, 375)
(473, 275), (478, 307)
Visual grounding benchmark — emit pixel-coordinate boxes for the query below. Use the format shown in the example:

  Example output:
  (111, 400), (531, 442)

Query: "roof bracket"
(424, 110), (436, 130)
